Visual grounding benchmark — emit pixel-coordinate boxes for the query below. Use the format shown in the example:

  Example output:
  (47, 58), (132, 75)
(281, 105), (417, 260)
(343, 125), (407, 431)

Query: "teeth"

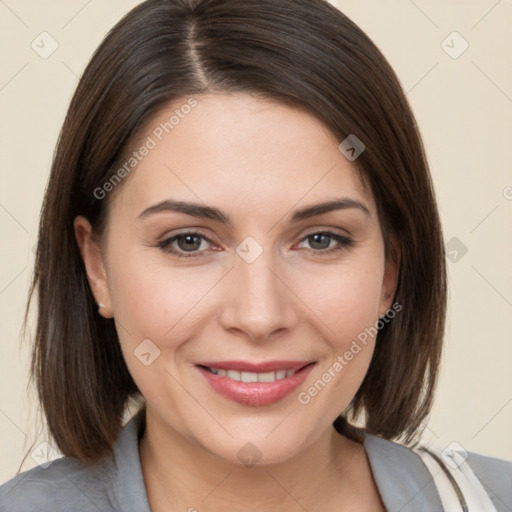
(208, 367), (298, 382)
(241, 371), (258, 383)
(258, 371), (276, 382)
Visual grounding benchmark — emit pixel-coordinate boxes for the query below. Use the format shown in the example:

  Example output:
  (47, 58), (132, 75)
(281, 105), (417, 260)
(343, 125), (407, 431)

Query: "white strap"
(413, 444), (497, 512)
(414, 448), (466, 510)
(441, 448), (497, 512)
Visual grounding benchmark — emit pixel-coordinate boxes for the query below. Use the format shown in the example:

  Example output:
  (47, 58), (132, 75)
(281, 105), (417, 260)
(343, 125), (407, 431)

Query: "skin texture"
(74, 92), (399, 511)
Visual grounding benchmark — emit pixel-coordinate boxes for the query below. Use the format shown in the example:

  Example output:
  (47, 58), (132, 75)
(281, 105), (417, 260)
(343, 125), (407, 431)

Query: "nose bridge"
(219, 234), (297, 338)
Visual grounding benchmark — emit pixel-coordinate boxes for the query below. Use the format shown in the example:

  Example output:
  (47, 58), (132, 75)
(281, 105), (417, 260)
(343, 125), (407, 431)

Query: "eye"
(157, 232), (214, 258)
(295, 231), (354, 255)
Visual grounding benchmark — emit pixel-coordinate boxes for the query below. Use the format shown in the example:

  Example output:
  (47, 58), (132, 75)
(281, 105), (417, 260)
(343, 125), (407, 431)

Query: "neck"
(138, 407), (374, 512)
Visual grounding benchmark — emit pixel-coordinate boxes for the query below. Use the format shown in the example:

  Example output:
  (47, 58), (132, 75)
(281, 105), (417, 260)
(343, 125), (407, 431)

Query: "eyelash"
(156, 230), (354, 259)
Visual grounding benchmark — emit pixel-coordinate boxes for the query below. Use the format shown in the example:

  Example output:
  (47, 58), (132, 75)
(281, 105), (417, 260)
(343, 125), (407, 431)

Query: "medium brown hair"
(23, 0), (446, 466)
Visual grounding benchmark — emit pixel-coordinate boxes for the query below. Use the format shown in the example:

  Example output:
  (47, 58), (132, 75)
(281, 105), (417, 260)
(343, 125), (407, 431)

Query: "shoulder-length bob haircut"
(25, 0), (446, 466)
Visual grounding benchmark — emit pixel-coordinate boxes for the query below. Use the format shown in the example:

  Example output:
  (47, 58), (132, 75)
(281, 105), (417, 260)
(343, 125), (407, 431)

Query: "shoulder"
(0, 455), (117, 512)
(465, 449), (512, 508)
(0, 408), (150, 512)
(363, 432), (512, 512)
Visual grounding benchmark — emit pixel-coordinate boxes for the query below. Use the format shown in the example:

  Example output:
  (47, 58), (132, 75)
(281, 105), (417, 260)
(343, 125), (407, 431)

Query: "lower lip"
(196, 364), (315, 406)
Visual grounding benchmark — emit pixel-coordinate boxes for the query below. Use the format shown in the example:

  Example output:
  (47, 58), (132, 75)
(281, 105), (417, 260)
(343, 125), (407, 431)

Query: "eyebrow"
(138, 197), (370, 223)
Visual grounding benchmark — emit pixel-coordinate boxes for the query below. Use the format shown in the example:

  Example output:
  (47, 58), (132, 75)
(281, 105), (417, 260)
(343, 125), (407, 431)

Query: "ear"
(378, 235), (401, 318)
(73, 216), (113, 319)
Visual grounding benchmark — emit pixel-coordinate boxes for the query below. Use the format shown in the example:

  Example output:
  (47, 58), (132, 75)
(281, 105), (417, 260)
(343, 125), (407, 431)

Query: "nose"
(218, 243), (300, 342)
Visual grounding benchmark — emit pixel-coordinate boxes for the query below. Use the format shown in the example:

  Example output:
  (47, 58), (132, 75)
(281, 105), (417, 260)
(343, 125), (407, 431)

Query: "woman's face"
(76, 92), (399, 465)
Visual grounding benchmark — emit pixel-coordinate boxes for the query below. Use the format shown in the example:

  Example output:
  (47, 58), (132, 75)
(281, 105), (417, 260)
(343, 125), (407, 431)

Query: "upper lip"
(196, 360), (314, 373)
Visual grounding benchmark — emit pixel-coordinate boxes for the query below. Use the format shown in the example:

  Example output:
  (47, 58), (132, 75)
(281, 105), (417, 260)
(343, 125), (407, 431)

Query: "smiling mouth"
(194, 360), (316, 406)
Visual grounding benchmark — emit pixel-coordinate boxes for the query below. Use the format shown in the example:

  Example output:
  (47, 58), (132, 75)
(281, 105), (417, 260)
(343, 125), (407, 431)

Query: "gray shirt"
(1, 409), (511, 511)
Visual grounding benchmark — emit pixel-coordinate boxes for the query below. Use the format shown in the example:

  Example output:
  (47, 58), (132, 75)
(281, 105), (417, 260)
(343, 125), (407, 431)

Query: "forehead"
(110, 92), (375, 220)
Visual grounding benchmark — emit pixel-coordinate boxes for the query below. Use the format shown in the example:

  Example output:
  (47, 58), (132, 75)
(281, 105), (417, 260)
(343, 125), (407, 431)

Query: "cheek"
(106, 249), (214, 405)
(291, 256), (385, 410)
(108, 251), (215, 343)
(326, 275), (382, 345)
(294, 252), (385, 342)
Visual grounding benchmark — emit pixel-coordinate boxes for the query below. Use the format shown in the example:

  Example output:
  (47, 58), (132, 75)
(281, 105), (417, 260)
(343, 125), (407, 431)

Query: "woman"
(0, 0), (510, 510)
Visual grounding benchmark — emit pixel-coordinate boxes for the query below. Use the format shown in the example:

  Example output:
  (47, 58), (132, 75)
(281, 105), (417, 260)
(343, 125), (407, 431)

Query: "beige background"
(1, 0), (511, 483)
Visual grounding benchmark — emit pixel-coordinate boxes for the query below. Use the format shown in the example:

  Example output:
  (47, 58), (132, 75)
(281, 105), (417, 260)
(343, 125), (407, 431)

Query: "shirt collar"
(111, 408), (151, 511)
(363, 432), (443, 511)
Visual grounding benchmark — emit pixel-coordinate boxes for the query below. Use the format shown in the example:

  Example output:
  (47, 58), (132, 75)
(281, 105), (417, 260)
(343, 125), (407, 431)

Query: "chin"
(205, 422), (317, 468)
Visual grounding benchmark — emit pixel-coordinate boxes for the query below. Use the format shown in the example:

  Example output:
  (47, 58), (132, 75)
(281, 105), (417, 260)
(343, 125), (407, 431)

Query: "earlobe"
(73, 216), (113, 318)
(97, 303), (113, 319)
